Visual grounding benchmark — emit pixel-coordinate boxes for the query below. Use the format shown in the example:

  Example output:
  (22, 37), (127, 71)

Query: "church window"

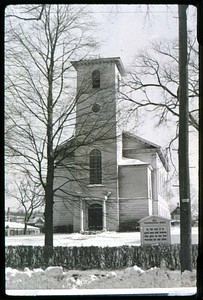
(89, 149), (102, 184)
(92, 69), (100, 88)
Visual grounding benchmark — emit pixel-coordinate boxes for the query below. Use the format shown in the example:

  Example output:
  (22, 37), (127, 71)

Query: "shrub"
(53, 225), (73, 233)
(5, 244), (198, 271)
(119, 222), (140, 232)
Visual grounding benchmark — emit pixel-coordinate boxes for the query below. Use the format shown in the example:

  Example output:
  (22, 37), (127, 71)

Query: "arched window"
(89, 149), (102, 184)
(92, 69), (100, 88)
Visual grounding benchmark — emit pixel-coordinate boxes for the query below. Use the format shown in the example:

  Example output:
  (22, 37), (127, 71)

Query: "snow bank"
(6, 265), (196, 290)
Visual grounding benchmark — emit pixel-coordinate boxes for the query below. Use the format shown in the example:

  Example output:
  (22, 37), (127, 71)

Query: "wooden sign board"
(139, 215), (171, 245)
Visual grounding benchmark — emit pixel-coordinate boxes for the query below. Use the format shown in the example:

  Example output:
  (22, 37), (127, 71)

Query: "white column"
(80, 198), (84, 232)
(103, 197), (107, 231)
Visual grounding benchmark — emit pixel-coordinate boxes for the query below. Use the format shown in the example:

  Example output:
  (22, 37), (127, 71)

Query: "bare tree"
(121, 32), (198, 154)
(6, 4), (45, 21)
(5, 4), (99, 256)
(8, 178), (44, 235)
(5, 5), (125, 258)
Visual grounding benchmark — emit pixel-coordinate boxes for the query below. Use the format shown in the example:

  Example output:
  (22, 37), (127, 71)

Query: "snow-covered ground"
(5, 227), (198, 247)
(6, 265), (196, 296)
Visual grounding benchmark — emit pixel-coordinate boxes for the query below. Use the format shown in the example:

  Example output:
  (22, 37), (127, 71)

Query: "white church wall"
(106, 198), (119, 231)
(119, 165), (149, 197)
(157, 194), (171, 219)
(53, 199), (73, 229)
(53, 156), (77, 230)
(119, 198), (150, 223)
(119, 165), (152, 224)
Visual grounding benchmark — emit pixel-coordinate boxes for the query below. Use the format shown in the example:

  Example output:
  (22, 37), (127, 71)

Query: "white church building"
(53, 57), (170, 232)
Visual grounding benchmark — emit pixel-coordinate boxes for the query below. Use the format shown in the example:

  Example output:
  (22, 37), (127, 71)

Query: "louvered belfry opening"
(92, 69), (100, 88)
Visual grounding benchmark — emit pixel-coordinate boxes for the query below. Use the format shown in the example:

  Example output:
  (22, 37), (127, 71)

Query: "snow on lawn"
(5, 231), (140, 247)
(6, 265), (196, 292)
(5, 227), (198, 247)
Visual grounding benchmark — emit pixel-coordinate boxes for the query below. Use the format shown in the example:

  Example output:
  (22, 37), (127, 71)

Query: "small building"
(5, 222), (40, 236)
(28, 217), (44, 232)
(171, 203), (180, 226)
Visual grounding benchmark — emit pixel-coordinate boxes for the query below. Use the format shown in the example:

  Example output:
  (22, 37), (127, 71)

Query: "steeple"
(71, 57), (125, 142)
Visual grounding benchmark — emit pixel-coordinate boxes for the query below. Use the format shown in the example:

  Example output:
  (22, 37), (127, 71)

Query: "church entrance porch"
(88, 204), (103, 230)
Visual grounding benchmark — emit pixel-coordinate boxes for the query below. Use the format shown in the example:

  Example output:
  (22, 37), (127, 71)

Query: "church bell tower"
(70, 57), (125, 231)
(71, 57), (125, 142)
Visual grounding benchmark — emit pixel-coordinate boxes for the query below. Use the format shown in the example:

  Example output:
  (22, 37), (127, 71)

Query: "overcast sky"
(91, 5), (180, 66)
(90, 5), (196, 64)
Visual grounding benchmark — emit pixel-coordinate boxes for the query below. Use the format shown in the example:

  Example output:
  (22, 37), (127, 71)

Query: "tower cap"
(71, 57), (125, 76)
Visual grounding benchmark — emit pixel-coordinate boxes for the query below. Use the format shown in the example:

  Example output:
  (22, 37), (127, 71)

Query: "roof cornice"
(122, 131), (169, 172)
(71, 57), (125, 76)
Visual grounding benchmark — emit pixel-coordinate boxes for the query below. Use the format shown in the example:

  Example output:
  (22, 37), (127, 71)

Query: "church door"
(88, 204), (103, 230)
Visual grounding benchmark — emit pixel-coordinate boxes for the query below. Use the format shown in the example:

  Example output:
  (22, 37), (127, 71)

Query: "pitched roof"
(54, 135), (76, 156)
(118, 157), (152, 169)
(122, 131), (169, 172)
(5, 222), (39, 230)
(28, 217), (44, 224)
(123, 131), (161, 148)
(171, 206), (180, 215)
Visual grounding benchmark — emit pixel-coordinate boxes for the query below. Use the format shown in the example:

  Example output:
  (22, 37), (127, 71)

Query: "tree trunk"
(178, 4), (192, 272)
(44, 157), (54, 248)
(44, 156), (54, 263)
(23, 222), (27, 235)
(44, 57), (54, 261)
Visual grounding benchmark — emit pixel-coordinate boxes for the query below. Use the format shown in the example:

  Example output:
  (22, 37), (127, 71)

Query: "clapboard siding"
(153, 196), (171, 219)
(53, 163), (76, 228)
(73, 199), (81, 232)
(119, 165), (148, 199)
(119, 198), (151, 222)
(106, 199), (119, 231)
(119, 165), (151, 223)
(53, 199), (73, 227)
